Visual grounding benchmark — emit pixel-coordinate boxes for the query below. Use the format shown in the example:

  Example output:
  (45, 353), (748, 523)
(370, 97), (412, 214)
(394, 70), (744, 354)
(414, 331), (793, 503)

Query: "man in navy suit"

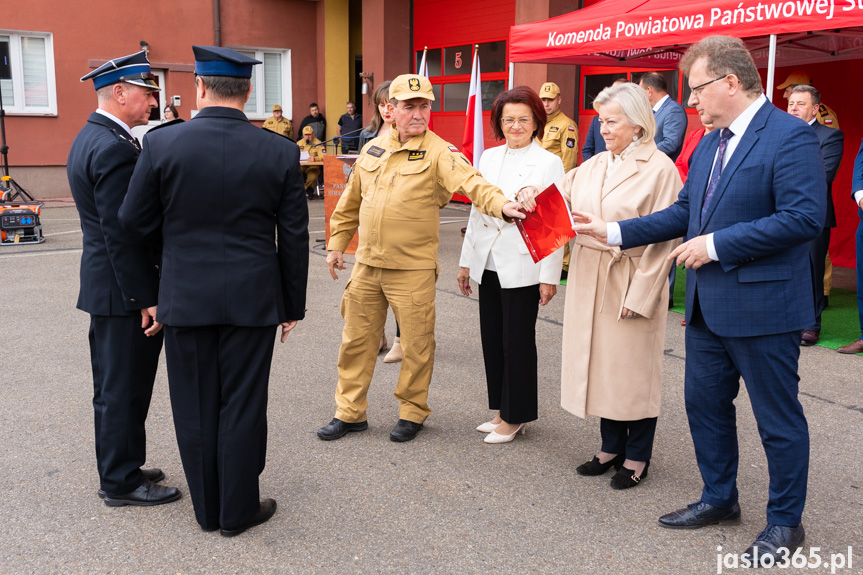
(120, 46), (309, 536)
(573, 36), (824, 565)
(787, 85), (844, 347)
(67, 51), (181, 507)
(639, 71), (687, 162)
(838, 144), (863, 354)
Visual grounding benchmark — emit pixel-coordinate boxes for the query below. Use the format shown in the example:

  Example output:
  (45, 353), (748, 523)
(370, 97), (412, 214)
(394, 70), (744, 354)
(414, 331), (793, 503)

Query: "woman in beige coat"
(558, 83), (682, 489)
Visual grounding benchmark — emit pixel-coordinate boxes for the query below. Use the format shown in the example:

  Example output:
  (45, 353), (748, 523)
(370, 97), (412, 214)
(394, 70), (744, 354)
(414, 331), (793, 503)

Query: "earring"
(632, 135), (639, 141)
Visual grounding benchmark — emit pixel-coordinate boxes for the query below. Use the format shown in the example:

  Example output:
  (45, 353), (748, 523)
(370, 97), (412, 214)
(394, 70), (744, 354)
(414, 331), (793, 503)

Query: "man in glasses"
(67, 50), (181, 508)
(572, 35), (824, 565)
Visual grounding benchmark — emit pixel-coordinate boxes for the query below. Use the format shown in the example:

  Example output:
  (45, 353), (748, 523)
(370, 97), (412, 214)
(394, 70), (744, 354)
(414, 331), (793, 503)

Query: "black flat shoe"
(98, 468), (165, 499)
(103, 479), (181, 507)
(741, 523), (805, 567)
(317, 418), (368, 441)
(390, 419), (423, 442)
(658, 500), (742, 529)
(610, 461), (649, 489)
(220, 499), (277, 537)
(576, 453), (625, 476)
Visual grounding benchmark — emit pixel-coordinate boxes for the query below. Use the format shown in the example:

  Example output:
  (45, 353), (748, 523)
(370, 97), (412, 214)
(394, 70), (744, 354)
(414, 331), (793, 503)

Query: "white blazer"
(459, 140), (566, 288)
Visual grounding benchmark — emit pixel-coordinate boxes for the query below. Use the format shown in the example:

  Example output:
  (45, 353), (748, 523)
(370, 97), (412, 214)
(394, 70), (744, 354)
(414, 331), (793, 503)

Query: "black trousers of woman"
(478, 269), (540, 424)
(600, 417), (658, 462)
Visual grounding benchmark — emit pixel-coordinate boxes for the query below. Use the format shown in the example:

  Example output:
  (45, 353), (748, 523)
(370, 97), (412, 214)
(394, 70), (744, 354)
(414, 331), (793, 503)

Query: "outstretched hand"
(502, 201), (527, 221)
(571, 210), (607, 240)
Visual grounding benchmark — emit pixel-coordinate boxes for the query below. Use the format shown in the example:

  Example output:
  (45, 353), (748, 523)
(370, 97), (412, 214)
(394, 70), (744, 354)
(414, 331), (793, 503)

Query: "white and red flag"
(418, 47), (434, 131)
(461, 46), (483, 167)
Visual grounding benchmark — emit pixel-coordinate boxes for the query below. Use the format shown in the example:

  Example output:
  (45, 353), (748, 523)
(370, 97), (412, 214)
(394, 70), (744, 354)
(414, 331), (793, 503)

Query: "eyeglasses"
(689, 74), (729, 97)
(501, 117), (534, 127)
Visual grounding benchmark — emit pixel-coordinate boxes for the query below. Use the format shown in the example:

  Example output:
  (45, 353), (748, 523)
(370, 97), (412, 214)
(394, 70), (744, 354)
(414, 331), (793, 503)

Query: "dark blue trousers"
(685, 307), (809, 527)
(89, 314), (163, 494)
(165, 324), (275, 531)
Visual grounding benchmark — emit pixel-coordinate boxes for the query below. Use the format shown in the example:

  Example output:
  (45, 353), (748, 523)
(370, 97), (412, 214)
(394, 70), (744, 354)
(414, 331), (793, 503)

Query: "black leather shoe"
(576, 453), (625, 476)
(610, 460), (649, 489)
(742, 524), (805, 567)
(98, 468), (165, 499)
(220, 498), (277, 537)
(390, 419), (423, 442)
(103, 479), (181, 507)
(658, 500), (741, 529)
(800, 329), (819, 346)
(317, 418), (368, 440)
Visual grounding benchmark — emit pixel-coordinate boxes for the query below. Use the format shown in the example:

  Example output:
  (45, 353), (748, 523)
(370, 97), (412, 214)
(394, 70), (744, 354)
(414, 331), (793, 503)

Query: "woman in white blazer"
(457, 86), (565, 444)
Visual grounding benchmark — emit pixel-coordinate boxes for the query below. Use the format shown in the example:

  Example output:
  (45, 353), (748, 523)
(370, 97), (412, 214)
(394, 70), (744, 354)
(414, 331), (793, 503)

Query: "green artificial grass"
(670, 265), (862, 353)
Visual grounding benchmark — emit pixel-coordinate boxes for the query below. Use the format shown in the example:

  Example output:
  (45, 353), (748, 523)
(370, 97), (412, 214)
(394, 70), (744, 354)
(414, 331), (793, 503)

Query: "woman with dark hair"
(357, 81), (394, 151)
(457, 86), (565, 444)
(163, 104), (179, 122)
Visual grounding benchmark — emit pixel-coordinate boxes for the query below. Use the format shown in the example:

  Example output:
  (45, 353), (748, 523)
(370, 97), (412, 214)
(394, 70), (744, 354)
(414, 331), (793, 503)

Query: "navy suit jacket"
(653, 97), (688, 162)
(581, 115), (606, 162)
(810, 121), (844, 228)
(67, 112), (160, 316)
(119, 106), (309, 327)
(620, 101), (825, 337)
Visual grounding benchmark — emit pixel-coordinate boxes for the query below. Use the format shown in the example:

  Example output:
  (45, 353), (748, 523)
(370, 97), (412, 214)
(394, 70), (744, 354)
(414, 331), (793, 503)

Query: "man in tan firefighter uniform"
(262, 104), (293, 139)
(539, 81), (578, 278)
(319, 74), (526, 443)
(298, 125), (324, 198)
(777, 72), (840, 128)
(538, 82), (578, 171)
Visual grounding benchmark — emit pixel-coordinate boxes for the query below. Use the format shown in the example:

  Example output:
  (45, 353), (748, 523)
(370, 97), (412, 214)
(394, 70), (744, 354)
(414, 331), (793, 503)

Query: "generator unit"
(0, 202), (45, 245)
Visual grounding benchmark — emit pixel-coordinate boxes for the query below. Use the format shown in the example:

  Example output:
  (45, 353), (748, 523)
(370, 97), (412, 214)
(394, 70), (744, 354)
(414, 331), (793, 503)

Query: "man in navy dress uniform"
(120, 46), (309, 537)
(67, 51), (181, 507)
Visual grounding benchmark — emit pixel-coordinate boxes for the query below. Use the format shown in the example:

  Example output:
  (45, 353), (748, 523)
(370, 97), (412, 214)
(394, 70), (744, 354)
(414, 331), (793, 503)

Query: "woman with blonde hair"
(554, 83), (681, 488)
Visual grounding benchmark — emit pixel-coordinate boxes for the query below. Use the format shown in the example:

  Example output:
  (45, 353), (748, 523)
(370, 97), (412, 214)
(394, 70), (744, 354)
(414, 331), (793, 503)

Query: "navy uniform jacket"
(620, 101), (825, 337)
(67, 112), (160, 316)
(119, 106), (309, 327)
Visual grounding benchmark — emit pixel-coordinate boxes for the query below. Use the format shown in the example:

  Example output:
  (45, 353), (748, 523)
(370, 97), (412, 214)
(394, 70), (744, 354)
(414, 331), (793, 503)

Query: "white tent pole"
(766, 34), (777, 102)
(509, 62), (514, 88)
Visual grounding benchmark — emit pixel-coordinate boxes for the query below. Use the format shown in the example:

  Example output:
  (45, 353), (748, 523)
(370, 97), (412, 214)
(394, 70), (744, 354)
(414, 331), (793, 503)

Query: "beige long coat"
(560, 140), (682, 420)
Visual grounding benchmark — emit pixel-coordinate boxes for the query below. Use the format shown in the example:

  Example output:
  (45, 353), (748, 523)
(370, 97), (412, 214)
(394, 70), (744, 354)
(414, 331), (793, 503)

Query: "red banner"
(510, 0), (863, 65)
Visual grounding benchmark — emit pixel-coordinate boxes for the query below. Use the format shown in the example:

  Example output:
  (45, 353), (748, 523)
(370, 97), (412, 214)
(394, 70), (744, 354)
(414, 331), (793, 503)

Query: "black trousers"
(808, 227), (831, 331)
(600, 417), (658, 462)
(478, 270), (540, 424)
(164, 324), (276, 531)
(88, 314), (163, 494)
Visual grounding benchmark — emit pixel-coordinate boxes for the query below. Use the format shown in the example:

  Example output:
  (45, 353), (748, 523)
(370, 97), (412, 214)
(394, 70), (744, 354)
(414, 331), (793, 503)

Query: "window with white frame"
(0, 31), (57, 115)
(236, 48), (291, 120)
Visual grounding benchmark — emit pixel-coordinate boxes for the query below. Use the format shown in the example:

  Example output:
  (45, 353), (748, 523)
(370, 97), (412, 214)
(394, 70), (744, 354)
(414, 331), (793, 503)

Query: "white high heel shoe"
(484, 423), (526, 444)
(475, 421), (500, 433)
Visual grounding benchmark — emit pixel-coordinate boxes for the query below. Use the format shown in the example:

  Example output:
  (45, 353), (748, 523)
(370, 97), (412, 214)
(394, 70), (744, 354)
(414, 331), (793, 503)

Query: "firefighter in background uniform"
(538, 82), (578, 171)
(262, 104), (292, 139)
(318, 74), (526, 444)
(539, 81), (578, 278)
(298, 125), (324, 198)
(778, 72), (840, 129)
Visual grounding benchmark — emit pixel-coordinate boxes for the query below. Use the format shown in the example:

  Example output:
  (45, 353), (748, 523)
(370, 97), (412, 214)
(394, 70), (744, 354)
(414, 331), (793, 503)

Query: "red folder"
(516, 183), (576, 263)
